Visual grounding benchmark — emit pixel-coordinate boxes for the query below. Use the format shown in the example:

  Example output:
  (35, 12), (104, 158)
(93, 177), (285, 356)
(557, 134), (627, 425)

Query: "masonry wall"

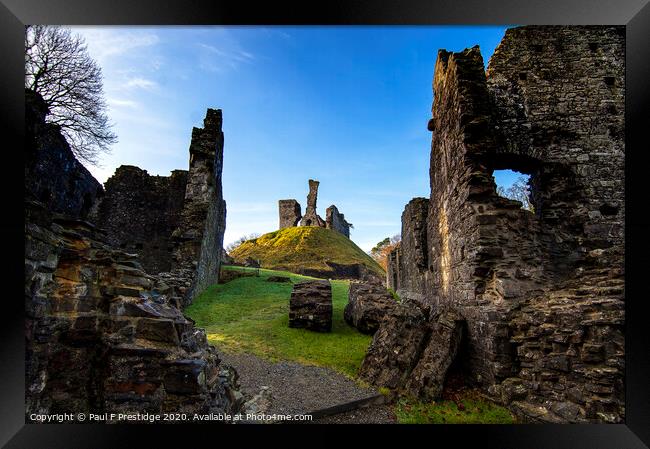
(25, 89), (103, 220)
(171, 109), (227, 301)
(386, 26), (625, 423)
(91, 166), (188, 274)
(325, 205), (351, 238)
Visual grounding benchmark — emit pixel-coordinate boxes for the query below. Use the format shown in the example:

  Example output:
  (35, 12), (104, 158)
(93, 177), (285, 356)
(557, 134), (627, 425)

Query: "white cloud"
(72, 28), (160, 65)
(197, 42), (255, 72)
(124, 77), (158, 90)
(107, 98), (139, 109)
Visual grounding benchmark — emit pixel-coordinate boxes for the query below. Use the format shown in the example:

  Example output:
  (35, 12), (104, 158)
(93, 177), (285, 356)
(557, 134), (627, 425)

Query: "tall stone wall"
(91, 166), (188, 274)
(381, 26), (624, 423)
(25, 89), (103, 220)
(172, 109), (227, 301)
(279, 199), (302, 229)
(25, 200), (242, 419)
(24, 96), (242, 419)
(299, 179), (326, 227)
(325, 205), (352, 238)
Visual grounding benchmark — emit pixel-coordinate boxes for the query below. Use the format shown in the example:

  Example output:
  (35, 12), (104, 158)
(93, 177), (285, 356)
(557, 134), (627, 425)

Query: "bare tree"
(25, 25), (116, 166)
(497, 176), (534, 212)
(226, 233), (261, 253)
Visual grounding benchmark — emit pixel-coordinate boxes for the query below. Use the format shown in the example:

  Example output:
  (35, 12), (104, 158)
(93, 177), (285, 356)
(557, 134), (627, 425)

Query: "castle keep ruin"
(278, 179), (352, 238)
(368, 26), (625, 423)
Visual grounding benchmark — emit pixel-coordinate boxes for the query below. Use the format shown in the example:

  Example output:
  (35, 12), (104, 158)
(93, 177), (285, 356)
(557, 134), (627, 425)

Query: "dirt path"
(220, 352), (396, 423)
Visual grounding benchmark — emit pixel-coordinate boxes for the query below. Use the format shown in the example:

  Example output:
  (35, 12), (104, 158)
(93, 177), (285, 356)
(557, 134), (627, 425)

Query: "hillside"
(229, 226), (385, 280)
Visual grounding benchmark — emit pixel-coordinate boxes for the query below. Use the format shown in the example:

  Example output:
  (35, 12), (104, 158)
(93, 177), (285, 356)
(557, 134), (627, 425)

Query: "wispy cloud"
(197, 42), (255, 72)
(107, 98), (140, 109)
(73, 28), (160, 65)
(124, 77), (158, 90)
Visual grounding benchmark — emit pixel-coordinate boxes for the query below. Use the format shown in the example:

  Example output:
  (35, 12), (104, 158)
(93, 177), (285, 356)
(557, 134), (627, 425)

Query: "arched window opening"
(494, 169), (534, 213)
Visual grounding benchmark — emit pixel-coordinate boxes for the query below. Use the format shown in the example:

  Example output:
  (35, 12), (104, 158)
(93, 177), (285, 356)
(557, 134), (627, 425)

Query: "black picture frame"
(3, 0), (649, 447)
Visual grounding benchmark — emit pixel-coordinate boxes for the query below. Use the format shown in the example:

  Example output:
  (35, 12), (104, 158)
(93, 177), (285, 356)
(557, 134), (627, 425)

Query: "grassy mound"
(185, 266), (373, 377)
(229, 226), (385, 279)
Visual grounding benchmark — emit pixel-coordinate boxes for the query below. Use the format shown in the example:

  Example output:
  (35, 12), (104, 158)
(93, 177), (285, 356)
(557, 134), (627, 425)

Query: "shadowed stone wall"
(172, 109), (227, 302)
(382, 26), (624, 423)
(25, 89), (103, 220)
(279, 199), (302, 229)
(299, 179), (326, 227)
(91, 166), (188, 274)
(325, 205), (352, 238)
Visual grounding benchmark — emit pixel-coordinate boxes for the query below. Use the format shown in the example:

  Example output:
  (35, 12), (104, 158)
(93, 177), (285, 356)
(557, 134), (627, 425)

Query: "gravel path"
(220, 352), (395, 423)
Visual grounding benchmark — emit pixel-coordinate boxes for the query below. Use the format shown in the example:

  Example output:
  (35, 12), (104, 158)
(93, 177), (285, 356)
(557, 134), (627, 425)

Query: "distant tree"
(226, 233), (261, 253)
(25, 25), (117, 166)
(370, 234), (401, 270)
(497, 176), (534, 212)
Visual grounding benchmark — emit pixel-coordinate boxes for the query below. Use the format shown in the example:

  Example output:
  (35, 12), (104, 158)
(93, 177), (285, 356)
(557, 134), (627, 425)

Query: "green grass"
(394, 391), (516, 424)
(186, 265), (516, 423)
(185, 265), (373, 378)
(229, 226), (385, 278)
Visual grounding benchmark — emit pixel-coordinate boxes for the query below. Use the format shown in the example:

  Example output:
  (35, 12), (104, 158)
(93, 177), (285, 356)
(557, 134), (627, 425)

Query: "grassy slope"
(185, 266), (373, 378)
(186, 265), (515, 423)
(229, 226), (385, 278)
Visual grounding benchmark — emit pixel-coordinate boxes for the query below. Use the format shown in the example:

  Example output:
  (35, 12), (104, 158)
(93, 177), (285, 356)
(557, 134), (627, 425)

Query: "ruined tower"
(325, 205), (352, 238)
(279, 199), (302, 229)
(172, 108), (227, 301)
(299, 179), (326, 227)
(374, 26), (625, 423)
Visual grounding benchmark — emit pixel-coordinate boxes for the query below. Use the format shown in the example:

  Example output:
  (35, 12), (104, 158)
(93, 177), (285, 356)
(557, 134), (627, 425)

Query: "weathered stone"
(299, 179), (326, 227)
(325, 205), (352, 238)
(288, 280), (332, 332)
(171, 108), (227, 304)
(279, 199), (302, 229)
(344, 281), (397, 334)
(358, 301), (430, 389)
(91, 166), (187, 274)
(383, 26), (625, 423)
(25, 200), (243, 420)
(405, 310), (465, 400)
(25, 89), (104, 220)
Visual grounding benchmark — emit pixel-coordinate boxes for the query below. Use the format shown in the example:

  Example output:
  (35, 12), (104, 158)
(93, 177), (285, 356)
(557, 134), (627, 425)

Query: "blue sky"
(71, 26), (517, 251)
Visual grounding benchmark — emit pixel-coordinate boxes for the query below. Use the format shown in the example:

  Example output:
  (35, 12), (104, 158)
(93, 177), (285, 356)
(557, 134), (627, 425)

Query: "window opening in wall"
(494, 169), (534, 213)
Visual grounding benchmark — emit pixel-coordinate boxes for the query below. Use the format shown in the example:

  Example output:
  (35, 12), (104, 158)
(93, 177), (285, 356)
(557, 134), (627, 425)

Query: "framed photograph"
(4, 0), (650, 447)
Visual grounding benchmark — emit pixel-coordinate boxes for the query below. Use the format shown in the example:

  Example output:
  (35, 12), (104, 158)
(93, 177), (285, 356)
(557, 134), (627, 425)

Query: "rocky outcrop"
(25, 89), (103, 220)
(383, 26), (625, 423)
(299, 179), (326, 227)
(344, 281), (397, 334)
(279, 199), (302, 229)
(91, 166), (188, 274)
(359, 303), (464, 400)
(25, 200), (243, 420)
(289, 281), (332, 332)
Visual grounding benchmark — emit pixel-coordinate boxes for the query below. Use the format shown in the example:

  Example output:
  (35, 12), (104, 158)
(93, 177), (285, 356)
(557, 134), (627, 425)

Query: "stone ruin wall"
(325, 205), (352, 238)
(386, 26), (624, 423)
(91, 109), (227, 305)
(24, 89), (104, 221)
(278, 199), (302, 228)
(25, 91), (241, 418)
(90, 166), (188, 274)
(171, 109), (227, 301)
(299, 179), (326, 227)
